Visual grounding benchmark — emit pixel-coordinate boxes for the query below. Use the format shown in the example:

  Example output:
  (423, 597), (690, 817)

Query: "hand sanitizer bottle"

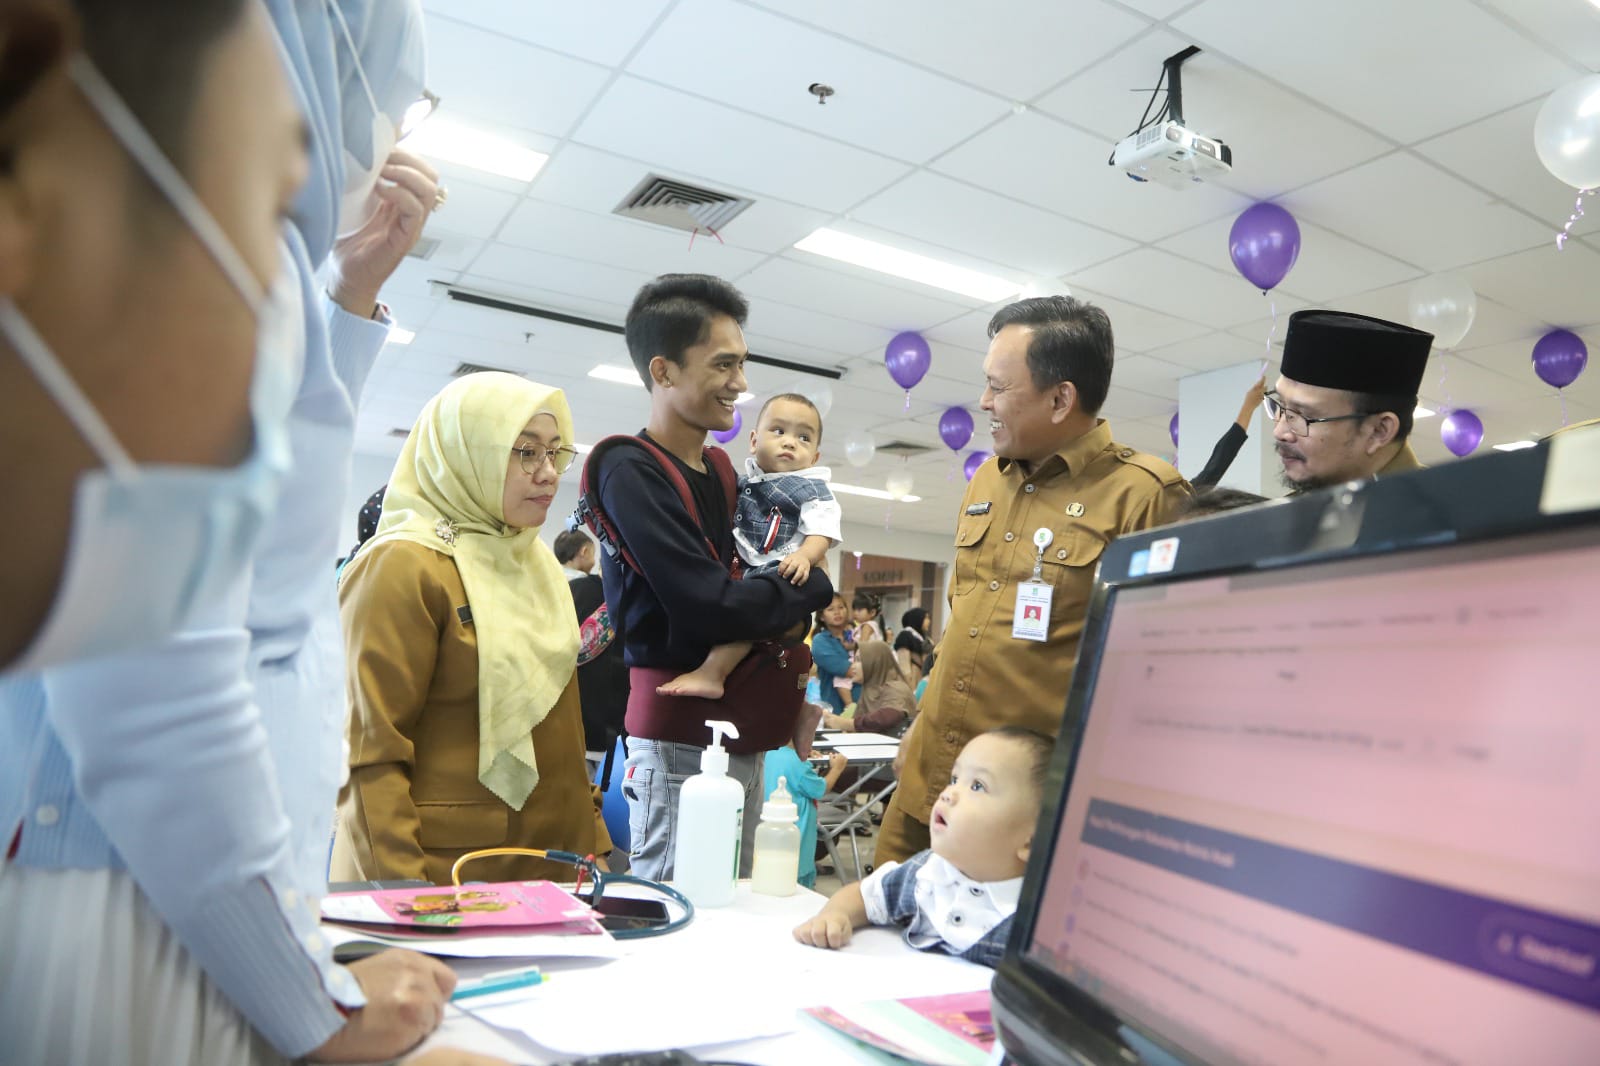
(751, 776), (801, 897)
(672, 720), (745, 907)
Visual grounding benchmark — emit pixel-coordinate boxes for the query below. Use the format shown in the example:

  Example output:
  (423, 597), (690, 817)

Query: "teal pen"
(451, 967), (545, 1001)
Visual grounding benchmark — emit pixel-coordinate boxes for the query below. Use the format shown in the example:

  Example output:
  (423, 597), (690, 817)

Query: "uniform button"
(971, 886), (984, 897)
(989, 580), (1000, 591)
(955, 680), (967, 692)
(945, 731), (958, 744)
(951, 912), (965, 925)
(968, 627), (978, 638)
(1119, 449), (1134, 459)
(1004, 532), (1015, 542)
(1057, 548), (1068, 560)
(34, 804), (59, 827)
(1024, 484), (1037, 494)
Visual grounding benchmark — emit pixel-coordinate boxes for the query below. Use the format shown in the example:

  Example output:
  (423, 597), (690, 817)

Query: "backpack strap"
(573, 434), (734, 577)
(701, 444), (742, 580)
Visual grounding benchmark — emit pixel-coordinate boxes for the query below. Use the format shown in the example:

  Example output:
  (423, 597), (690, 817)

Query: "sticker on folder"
(1147, 536), (1180, 574)
(321, 881), (595, 932)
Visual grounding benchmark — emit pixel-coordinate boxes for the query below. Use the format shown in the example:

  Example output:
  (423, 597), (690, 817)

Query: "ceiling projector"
(1111, 45), (1231, 190)
(1113, 121), (1232, 188)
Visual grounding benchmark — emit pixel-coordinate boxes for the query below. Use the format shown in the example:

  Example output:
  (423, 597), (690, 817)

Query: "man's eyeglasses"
(513, 443), (579, 475)
(1262, 391), (1370, 438)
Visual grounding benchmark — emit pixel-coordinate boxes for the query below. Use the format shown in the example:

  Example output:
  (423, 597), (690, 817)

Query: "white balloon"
(806, 382), (834, 419)
(844, 430), (876, 468)
(1535, 75), (1600, 190)
(886, 469), (915, 500)
(1407, 273), (1477, 350)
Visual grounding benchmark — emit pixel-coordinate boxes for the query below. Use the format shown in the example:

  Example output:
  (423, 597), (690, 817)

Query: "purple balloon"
(939, 407), (974, 451)
(1440, 408), (1484, 458)
(711, 406), (742, 444)
(1169, 410), (1180, 448)
(885, 331), (932, 392)
(963, 450), (991, 481)
(1532, 329), (1588, 389)
(1228, 202), (1301, 292)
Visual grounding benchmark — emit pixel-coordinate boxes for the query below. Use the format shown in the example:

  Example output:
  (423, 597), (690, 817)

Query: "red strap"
(579, 435), (739, 577)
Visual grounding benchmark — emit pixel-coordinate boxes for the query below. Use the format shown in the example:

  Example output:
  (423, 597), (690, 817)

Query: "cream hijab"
(362, 372), (579, 810)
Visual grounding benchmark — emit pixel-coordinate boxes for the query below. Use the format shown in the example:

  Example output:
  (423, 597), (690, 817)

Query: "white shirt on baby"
(860, 851), (1023, 956)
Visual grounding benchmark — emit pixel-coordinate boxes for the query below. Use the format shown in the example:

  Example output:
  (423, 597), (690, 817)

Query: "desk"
(407, 883), (991, 1064)
(812, 739), (900, 882)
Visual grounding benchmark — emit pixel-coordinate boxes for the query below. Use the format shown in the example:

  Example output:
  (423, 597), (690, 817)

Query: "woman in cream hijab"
(333, 372), (609, 884)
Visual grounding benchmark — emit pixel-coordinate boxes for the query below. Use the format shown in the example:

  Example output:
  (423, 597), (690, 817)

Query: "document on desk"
(459, 891), (992, 1055)
(804, 990), (994, 1066)
(323, 922), (625, 961)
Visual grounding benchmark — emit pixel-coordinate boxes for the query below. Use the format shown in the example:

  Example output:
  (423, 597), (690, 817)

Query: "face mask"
(328, 0), (399, 237)
(3, 56), (296, 673)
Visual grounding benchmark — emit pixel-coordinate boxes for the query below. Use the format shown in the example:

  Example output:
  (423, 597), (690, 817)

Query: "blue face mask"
(2, 56), (299, 672)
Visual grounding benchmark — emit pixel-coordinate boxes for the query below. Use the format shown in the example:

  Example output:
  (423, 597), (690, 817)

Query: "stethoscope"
(450, 847), (695, 939)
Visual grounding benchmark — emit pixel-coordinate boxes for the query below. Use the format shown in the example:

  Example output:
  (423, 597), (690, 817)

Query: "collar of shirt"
(562, 567), (589, 582)
(740, 456), (833, 483)
(996, 419), (1113, 482)
(908, 852), (1024, 954)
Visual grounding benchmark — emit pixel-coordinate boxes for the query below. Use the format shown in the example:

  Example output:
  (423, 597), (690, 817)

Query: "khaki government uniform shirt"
(1378, 443), (1424, 477)
(896, 420), (1191, 827)
(332, 540), (610, 886)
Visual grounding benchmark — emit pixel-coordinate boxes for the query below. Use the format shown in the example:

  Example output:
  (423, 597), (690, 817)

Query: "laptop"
(992, 434), (1600, 1066)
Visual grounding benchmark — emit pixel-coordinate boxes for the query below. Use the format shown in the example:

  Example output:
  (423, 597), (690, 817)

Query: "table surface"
(406, 883), (992, 1064)
(816, 730), (902, 746)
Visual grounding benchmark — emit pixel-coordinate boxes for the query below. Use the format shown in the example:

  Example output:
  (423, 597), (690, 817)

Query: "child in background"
(764, 739), (848, 889)
(851, 591), (885, 645)
(793, 726), (1053, 968)
(659, 394), (842, 699)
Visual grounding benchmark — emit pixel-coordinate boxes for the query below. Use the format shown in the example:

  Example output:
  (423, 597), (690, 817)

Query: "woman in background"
(822, 642), (915, 737)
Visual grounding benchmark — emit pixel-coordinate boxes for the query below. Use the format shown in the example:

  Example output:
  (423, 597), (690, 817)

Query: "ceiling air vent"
(451, 362), (525, 378)
(614, 174), (753, 234)
(878, 439), (935, 458)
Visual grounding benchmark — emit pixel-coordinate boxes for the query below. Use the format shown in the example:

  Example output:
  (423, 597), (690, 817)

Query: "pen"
(451, 966), (546, 1001)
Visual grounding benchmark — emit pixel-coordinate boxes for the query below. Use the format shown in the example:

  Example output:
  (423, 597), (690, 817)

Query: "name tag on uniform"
(1012, 580), (1052, 642)
(965, 502), (992, 516)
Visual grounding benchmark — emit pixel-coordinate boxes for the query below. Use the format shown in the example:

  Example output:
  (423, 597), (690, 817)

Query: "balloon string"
(1560, 389), (1569, 427)
(1555, 189), (1592, 250)
(903, 389), (911, 412)
(1437, 353), (1453, 410)
(1260, 295), (1279, 375)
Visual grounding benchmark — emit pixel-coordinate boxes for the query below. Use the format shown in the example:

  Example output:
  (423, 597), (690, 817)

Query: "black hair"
(851, 590), (880, 614)
(986, 295), (1114, 415)
(1181, 486), (1268, 519)
(624, 274), (749, 391)
(552, 529), (592, 565)
(756, 392), (823, 443)
(74, 0), (250, 172)
(1351, 391), (1416, 445)
(900, 606), (929, 633)
(335, 484), (386, 570)
(811, 591), (848, 638)
(979, 726), (1054, 798)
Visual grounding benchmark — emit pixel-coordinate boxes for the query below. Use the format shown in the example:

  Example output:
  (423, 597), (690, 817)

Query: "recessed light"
(1492, 440), (1538, 451)
(1413, 405), (1436, 419)
(832, 481), (922, 504)
(793, 227), (1022, 303)
(588, 364), (645, 388)
(400, 119), (549, 182)
(386, 326), (415, 345)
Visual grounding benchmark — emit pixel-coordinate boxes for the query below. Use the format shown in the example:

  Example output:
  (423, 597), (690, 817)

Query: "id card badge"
(1012, 579), (1052, 642)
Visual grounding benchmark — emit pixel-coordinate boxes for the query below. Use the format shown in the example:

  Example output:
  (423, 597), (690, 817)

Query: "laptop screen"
(1024, 526), (1600, 1065)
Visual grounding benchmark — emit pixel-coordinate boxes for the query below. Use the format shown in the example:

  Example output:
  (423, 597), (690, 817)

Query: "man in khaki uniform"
(1268, 310), (1434, 492)
(876, 296), (1191, 866)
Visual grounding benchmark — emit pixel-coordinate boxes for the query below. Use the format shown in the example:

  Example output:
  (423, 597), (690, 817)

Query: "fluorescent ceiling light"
(588, 364), (645, 388)
(400, 119), (549, 182)
(832, 481), (922, 504)
(1492, 440), (1538, 451)
(793, 227), (1021, 303)
(737, 392), (756, 404)
(1413, 405), (1435, 419)
(386, 326), (415, 345)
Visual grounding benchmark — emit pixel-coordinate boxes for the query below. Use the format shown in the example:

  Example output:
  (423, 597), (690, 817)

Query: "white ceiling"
(358, 0), (1600, 536)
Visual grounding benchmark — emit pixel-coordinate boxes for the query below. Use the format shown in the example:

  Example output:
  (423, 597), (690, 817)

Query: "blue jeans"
(621, 738), (764, 882)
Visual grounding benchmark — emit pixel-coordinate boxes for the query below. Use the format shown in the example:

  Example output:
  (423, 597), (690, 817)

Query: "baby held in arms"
(658, 393), (842, 700)
(793, 727), (1052, 968)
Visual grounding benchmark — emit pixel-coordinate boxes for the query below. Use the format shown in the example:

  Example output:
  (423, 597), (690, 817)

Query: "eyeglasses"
(325, 0), (439, 139)
(401, 90), (440, 140)
(513, 443), (578, 475)
(1262, 391), (1370, 438)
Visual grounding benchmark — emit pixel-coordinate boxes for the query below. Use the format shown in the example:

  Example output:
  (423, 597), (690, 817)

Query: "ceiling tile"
(1036, 28), (1390, 200)
(1284, 153), (1551, 272)
(1146, 329), (1272, 372)
(573, 76), (912, 212)
(1479, 0), (1600, 71)
(423, 177), (522, 241)
(422, 1), (672, 66)
(743, 0), (1150, 101)
(1318, 283), (1553, 354)
(497, 199), (767, 278)
(1101, 386), (1178, 421)
(739, 256), (974, 330)
(628, 0), (1010, 163)
(1114, 353), (1196, 400)
(923, 310), (996, 349)
(1069, 287), (1213, 352)
(740, 300), (889, 359)
(1172, 0), (1576, 143)
(932, 111), (1249, 242)
(467, 243), (656, 310)
(423, 17), (613, 138)
(1158, 214), (1425, 303)
(1463, 242), (1600, 330)
(1070, 248), (1303, 330)
(850, 171), (1134, 276)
